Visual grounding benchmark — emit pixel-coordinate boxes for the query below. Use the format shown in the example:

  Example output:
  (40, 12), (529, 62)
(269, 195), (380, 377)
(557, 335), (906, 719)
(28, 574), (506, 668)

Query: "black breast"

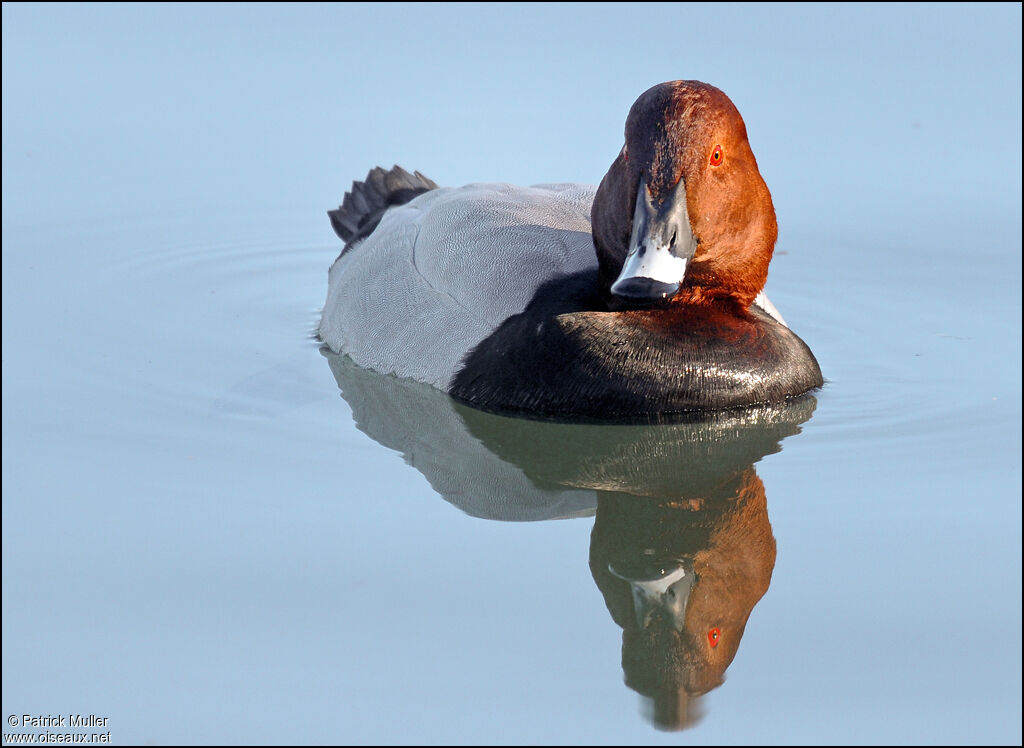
(449, 272), (823, 421)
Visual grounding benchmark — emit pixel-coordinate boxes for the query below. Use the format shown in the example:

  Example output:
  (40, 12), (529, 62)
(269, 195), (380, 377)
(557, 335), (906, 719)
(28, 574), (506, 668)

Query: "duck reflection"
(324, 349), (814, 730)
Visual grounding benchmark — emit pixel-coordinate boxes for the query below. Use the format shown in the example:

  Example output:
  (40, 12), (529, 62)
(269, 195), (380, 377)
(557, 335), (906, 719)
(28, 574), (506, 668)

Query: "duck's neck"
(681, 198), (776, 309)
(592, 153), (636, 296)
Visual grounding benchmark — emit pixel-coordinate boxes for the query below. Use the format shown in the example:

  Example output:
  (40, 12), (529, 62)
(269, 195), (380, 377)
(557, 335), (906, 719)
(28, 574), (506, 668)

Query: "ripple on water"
(5, 214), (344, 454)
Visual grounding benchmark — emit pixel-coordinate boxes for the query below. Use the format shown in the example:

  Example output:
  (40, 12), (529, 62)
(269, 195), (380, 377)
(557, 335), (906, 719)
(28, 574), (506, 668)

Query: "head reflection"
(324, 349), (813, 730)
(590, 471), (775, 729)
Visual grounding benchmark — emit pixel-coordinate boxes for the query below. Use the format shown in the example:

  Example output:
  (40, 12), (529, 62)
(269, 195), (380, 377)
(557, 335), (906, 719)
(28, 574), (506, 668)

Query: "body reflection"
(324, 350), (814, 729)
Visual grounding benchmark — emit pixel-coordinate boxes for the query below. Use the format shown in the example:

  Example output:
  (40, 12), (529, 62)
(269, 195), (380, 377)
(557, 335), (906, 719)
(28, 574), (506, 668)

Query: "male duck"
(320, 81), (822, 419)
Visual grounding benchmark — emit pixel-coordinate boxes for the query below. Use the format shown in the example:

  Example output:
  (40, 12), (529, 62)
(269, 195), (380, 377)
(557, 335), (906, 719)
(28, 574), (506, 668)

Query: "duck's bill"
(610, 178), (698, 302)
(609, 560), (694, 630)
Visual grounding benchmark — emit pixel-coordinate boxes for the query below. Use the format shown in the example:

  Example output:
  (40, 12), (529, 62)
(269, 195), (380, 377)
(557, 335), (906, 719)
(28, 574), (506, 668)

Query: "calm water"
(3, 4), (1021, 745)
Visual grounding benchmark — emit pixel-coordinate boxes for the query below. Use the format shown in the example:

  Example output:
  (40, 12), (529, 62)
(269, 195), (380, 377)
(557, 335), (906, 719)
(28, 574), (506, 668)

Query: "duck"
(320, 80), (822, 420)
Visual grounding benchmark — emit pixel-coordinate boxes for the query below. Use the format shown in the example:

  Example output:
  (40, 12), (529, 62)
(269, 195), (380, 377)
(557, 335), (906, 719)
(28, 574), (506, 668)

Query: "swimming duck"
(320, 80), (822, 419)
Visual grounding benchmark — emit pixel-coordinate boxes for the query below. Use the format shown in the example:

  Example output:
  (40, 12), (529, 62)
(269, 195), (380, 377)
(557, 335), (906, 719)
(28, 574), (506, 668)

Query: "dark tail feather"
(328, 165), (439, 246)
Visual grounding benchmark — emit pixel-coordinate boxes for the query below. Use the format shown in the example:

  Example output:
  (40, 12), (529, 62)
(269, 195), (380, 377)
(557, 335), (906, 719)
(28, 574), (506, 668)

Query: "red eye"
(708, 628), (721, 647)
(710, 145), (723, 166)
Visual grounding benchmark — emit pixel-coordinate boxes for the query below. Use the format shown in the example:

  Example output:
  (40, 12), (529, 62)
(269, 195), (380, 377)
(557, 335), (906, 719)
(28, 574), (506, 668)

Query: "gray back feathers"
(319, 182), (598, 388)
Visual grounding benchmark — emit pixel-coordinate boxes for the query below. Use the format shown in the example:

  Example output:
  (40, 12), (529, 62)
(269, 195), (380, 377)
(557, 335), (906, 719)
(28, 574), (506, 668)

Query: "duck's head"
(593, 81), (777, 309)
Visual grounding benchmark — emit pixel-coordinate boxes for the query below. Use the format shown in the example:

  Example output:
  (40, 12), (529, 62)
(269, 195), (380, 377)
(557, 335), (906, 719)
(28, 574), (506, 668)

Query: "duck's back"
(320, 181), (597, 388)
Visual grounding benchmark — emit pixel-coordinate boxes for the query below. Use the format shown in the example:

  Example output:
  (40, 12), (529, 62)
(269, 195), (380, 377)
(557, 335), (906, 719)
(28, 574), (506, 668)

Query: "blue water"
(3, 4), (1021, 744)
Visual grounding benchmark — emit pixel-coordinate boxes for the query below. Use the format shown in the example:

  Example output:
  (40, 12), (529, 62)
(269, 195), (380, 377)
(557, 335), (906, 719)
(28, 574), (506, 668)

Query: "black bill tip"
(611, 277), (680, 303)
